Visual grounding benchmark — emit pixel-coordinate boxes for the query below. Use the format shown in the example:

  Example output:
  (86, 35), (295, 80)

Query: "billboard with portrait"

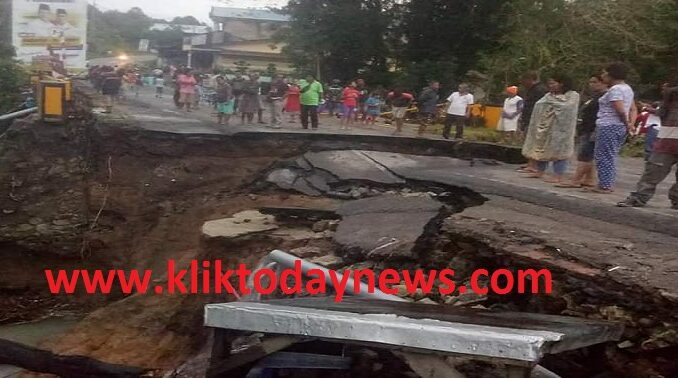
(12, 0), (88, 70)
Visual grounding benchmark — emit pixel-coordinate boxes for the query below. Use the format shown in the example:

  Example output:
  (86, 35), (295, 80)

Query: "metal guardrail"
(0, 107), (38, 122)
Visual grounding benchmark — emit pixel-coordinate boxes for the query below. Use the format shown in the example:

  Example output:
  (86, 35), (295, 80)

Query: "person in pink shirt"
(177, 68), (197, 112)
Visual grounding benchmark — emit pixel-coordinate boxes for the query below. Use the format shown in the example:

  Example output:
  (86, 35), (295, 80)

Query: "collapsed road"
(0, 84), (676, 377)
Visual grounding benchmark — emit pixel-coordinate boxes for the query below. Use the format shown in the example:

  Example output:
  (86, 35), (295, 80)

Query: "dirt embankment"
(0, 118), (340, 367)
(1, 117), (676, 377)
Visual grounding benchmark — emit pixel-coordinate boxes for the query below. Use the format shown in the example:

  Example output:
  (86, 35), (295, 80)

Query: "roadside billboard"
(12, 0), (88, 70)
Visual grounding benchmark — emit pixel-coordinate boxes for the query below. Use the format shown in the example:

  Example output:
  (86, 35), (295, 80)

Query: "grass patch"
(422, 122), (648, 157)
(621, 136), (646, 158)
(422, 123), (522, 146)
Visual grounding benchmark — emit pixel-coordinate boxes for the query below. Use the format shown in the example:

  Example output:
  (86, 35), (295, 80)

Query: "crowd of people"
(502, 63), (677, 210)
(86, 62), (677, 209)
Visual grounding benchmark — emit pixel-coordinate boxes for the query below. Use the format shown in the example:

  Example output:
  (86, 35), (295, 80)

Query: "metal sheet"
(205, 301), (563, 363)
(261, 297), (623, 355)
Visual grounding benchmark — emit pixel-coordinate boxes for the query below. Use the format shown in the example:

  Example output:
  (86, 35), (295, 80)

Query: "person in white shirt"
(155, 76), (165, 98)
(444, 83), (474, 139)
(497, 86), (524, 140)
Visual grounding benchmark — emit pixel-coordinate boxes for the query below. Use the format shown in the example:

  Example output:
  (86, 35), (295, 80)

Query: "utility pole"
(315, 54), (321, 81)
(90, 0), (96, 61)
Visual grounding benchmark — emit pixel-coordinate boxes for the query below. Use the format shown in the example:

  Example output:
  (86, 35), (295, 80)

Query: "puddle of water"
(0, 317), (80, 377)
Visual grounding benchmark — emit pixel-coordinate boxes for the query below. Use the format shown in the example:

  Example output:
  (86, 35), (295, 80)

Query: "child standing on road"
(341, 82), (360, 130)
(364, 92), (382, 125)
(215, 76), (234, 125)
(284, 80), (301, 123)
(154, 76), (165, 98)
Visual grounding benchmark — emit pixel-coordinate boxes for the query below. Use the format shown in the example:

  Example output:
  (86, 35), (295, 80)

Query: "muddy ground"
(0, 116), (676, 377)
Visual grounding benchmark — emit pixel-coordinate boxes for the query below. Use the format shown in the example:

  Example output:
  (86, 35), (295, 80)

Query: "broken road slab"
(304, 150), (405, 184)
(360, 151), (678, 237)
(334, 194), (446, 259)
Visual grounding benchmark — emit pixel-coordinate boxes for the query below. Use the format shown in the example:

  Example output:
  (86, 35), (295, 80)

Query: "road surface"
(98, 84), (677, 223)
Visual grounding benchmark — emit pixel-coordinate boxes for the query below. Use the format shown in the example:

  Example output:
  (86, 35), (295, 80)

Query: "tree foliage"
(0, 50), (27, 114)
(170, 16), (203, 26)
(394, 0), (508, 88)
(278, 0), (393, 83)
(0, 0), (26, 114)
(87, 6), (206, 58)
(280, 0), (509, 89)
(279, 0), (678, 97)
(479, 0), (678, 98)
(87, 6), (155, 57)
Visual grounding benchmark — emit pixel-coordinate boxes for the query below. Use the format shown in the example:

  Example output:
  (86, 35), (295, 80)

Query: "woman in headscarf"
(521, 73), (580, 184)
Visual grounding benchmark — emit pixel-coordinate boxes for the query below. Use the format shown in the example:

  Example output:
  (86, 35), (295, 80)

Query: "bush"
(0, 58), (28, 114)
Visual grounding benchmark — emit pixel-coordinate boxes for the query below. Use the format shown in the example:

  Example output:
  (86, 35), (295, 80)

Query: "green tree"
(278, 0), (394, 83)
(143, 27), (185, 49)
(0, 0), (26, 114)
(395, 0), (509, 90)
(88, 6), (155, 57)
(170, 16), (204, 26)
(0, 55), (27, 114)
(479, 0), (678, 99)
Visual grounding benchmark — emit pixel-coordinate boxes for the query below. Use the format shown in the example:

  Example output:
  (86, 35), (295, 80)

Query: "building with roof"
(207, 7), (293, 73)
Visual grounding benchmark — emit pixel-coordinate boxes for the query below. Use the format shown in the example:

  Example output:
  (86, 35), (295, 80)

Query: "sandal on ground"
(524, 173), (544, 179)
(516, 168), (537, 173)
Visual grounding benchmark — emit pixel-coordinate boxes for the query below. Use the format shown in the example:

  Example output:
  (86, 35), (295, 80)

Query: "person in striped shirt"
(618, 85), (678, 209)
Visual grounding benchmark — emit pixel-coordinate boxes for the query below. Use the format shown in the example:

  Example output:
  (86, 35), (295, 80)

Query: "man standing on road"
(326, 79), (343, 117)
(355, 78), (369, 122)
(267, 74), (288, 129)
(618, 85), (678, 209)
(100, 67), (122, 113)
(231, 72), (246, 114)
(443, 83), (474, 139)
(417, 81), (440, 136)
(518, 71), (548, 172)
(299, 74), (324, 130)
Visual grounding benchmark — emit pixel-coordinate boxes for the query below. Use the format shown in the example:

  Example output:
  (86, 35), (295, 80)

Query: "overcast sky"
(90, 0), (288, 23)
